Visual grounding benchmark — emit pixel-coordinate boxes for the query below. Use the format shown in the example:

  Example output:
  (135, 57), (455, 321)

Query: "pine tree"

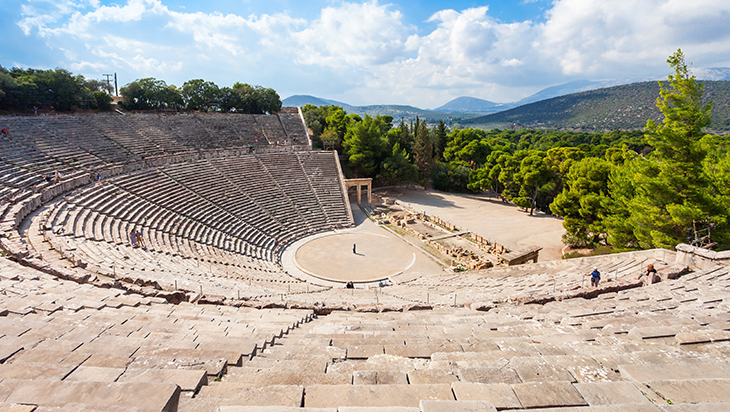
(434, 120), (448, 161)
(343, 115), (388, 178)
(412, 118), (434, 180)
(610, 49), (722, 248)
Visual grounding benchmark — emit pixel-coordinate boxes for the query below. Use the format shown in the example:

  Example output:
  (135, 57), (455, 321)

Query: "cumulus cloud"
(538, 0), (730, 77)
(12, 0), (730, 106)
(292, 1), (410, 67)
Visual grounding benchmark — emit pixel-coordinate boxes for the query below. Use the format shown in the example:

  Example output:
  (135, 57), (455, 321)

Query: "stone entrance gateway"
(344, 178), (372, 204)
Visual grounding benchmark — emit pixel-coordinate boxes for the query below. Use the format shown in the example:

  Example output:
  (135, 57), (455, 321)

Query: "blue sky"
(3, 0), (730, 107)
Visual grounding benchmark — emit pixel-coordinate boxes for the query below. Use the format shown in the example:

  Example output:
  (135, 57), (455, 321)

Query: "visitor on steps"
(130, 230), (138, 247)
(585, 267), (601, 287)
(1, 127), (8, 136)
(638, 264), (657, 283)
(135, 229), (146, 249)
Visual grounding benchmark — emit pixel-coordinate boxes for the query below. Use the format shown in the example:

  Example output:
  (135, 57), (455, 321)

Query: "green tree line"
(120, 78), (281, 114)
(0, 66), (114, 111)
(303, 50), (730, 251)
(0, 65), (282, 114)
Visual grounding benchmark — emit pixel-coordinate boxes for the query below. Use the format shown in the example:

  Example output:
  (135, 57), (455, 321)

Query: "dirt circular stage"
(294, 232), (417, 282)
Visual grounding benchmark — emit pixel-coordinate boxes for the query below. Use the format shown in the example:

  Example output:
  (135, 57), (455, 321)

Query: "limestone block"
(3, 380), (180, 412)
(542, 355), (616, 383)
(117, 368), (207, 392)
(133, 346), (240, 369)
(619, 363), (730, 382)
(459, 341), (500, 352)
(246, 358), (329, 374)
(675, 330), (730, 345)
(80, 353), (133, 369)
(304, 384), (453, 408)
(346, 345), (385, 359)
(574, 381), (653, 406)
(353, 370), (408, 385)
(407, 369), (459, 384)
(648, 379), (730, 404)
(511, 381), (588, 409)
(420, 400), (497, 412)
(0, 336), (42, 363)
(225, 371), (352, 386)
(199, 384), (303, 406)
(451, 382), (522, 410)
(510, 356), (576, 382)
(628, 326), (678, 341)
(0, 362), (76, 381)
(64, 366), (126, 383)
(460, 360), (523, 383)
(8, 348), (89, 370)
(431, 351), (510, 363)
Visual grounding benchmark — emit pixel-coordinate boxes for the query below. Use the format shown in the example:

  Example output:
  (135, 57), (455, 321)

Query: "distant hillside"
(515, 79), (599, 106)
(463, 81), (730, 133)
(433, 96), (506, 113)
(282, 95), (351, 108)
(282, 96), (466, 122)
(347, 104), (477, 122)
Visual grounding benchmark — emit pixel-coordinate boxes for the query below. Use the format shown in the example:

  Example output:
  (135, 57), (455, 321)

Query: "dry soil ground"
(389, 189), (566, 262)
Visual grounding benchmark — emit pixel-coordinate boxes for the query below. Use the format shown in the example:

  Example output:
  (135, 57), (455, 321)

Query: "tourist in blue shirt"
(585, 267), (601, 287)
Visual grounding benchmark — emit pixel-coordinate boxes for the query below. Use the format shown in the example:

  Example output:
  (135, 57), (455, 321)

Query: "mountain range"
(282, 67), (730, 130)
(462, 80), (730, 133)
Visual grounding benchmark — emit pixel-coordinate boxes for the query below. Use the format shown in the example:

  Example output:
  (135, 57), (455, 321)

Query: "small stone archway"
(344, 178), (372, 204)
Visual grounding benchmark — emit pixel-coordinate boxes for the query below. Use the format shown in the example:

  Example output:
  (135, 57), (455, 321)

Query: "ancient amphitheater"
(1, 109), (729, 412)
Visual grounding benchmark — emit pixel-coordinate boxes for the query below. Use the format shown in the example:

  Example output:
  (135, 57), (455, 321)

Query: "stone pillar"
(357, 185), (362, 204)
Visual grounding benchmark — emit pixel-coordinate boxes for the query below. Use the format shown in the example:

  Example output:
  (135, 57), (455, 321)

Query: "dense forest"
(0, 65), (281, 114)
(303, 50), (730, 251)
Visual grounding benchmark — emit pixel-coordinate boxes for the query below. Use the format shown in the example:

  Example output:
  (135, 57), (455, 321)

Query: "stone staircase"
(0, 258), (314, 411)
(181, 266), (730, 411)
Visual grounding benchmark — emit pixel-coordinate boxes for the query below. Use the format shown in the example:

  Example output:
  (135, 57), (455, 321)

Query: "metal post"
(454, 293), (457, 307)
(237, 290), (240, 299)
(175, 280), (177, 290)
(427, 292), (429, 304)
(200, 285), (203, 295)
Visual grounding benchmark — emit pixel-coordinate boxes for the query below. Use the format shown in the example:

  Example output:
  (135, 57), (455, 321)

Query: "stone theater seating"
(1, 110), (730, 411)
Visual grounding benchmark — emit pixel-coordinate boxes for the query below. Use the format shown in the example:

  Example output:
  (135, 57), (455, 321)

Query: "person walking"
(584, 267), (601, 287)
(353, 243), (356, 254)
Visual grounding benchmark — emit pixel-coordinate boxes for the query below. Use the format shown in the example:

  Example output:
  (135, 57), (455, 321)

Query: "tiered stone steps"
(185, 269), (730, 410)
(0, 258), (314, 411)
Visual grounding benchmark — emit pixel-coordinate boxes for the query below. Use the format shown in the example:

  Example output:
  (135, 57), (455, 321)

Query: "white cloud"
(292, 1), (410, 67)
(538, 0), (730, 77)
(12, 0), (730, 106)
